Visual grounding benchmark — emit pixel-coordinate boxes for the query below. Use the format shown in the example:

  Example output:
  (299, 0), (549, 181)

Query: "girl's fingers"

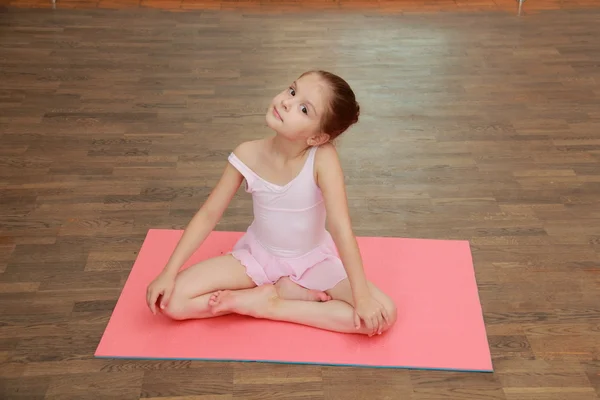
(385, 308), (392, 325)
(146, 290), (153, 313)
(149, 289), (162, 315)
(365, 315), (374, 334)
(161, 286), (173, 309)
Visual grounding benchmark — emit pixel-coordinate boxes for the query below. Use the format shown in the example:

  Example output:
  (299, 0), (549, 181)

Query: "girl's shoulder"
(314, 143), (344, 190)
(314, 142), (341, 170)
(232, 139), (267, 167)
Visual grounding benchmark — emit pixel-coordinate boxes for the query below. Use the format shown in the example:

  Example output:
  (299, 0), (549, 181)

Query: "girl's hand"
(146, 271), (176, 315)
(354, 294), (391, 336)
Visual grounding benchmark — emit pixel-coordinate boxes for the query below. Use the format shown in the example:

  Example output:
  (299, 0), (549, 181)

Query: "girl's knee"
(160, 296), (188, 321)
(372, 295), (398, 334)
(380, 294), (398, 327)
(367, 283), (397, 325)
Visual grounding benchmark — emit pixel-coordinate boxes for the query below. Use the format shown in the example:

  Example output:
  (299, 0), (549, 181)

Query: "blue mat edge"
(94, 355), (493, 373)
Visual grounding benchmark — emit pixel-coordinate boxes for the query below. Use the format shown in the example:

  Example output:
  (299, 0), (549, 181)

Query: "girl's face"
(266, 73), (331, 144)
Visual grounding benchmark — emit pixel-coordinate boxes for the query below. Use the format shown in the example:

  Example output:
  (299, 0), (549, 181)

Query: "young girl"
(146, 70), (397, 337)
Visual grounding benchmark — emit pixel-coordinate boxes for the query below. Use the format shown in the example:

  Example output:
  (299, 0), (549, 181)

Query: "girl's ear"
(307, 133), (330, 146)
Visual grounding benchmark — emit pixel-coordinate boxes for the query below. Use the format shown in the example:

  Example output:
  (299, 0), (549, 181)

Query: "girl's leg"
(273, 277), (331, 302)
(209, 279), (397, 335)
(326, 278), (397, 316)
(161, 255), (256, 320)
(207, 276), (330, 310)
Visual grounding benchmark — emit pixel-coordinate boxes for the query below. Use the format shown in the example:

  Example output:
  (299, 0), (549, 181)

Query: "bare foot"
(209, 285), (279, 318)
(275, 277), (331, 302)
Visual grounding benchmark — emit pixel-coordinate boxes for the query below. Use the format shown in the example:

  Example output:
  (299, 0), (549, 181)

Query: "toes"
(305, 290), (331, 302)
(208, 291), (221, 305)
(318, 291), (331, 302)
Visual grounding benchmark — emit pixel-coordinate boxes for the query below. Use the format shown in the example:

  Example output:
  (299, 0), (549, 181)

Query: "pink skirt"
(230, 228), (348, 292)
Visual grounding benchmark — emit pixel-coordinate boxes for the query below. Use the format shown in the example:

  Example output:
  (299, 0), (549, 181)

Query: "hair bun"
(353, 102), (360, 124)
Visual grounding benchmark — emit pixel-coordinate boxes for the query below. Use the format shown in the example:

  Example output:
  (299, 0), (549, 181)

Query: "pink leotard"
(228, 145), (347, 291)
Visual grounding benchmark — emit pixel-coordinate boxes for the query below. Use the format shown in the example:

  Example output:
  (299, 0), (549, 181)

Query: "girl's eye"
(301, 105), (308, 114)
(289, 87), (295, 96)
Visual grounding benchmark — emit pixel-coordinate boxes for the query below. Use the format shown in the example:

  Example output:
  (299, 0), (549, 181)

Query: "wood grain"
(0, 4), (599, 400)
(2, 0), (600, 14)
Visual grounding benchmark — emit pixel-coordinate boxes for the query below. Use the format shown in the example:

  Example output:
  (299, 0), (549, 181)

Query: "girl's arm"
(160, 160), (244, 277)
(315, 144), (371, 301)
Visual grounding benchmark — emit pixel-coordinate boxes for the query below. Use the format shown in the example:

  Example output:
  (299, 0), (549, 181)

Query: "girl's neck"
(268, 134), (311, 161)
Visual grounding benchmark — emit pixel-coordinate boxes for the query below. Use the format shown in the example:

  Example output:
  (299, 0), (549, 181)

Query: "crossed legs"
(159, 255), (330, 319)
(159, 255), (397, 335)
(209, 279), (396, 336)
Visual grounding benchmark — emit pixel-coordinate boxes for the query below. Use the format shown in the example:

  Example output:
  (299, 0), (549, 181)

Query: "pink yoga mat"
(95, 229), (492, 372)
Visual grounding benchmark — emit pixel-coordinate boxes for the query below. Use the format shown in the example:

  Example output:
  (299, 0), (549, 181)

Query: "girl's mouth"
(273, 107), (283, 121)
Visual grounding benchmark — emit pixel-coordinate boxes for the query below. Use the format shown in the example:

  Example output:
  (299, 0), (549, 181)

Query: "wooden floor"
(1, 3), (599, 400)
(2, 0), (600, 14)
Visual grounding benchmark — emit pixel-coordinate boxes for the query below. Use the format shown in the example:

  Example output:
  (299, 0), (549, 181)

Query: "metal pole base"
(517, 0), (525, 16)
